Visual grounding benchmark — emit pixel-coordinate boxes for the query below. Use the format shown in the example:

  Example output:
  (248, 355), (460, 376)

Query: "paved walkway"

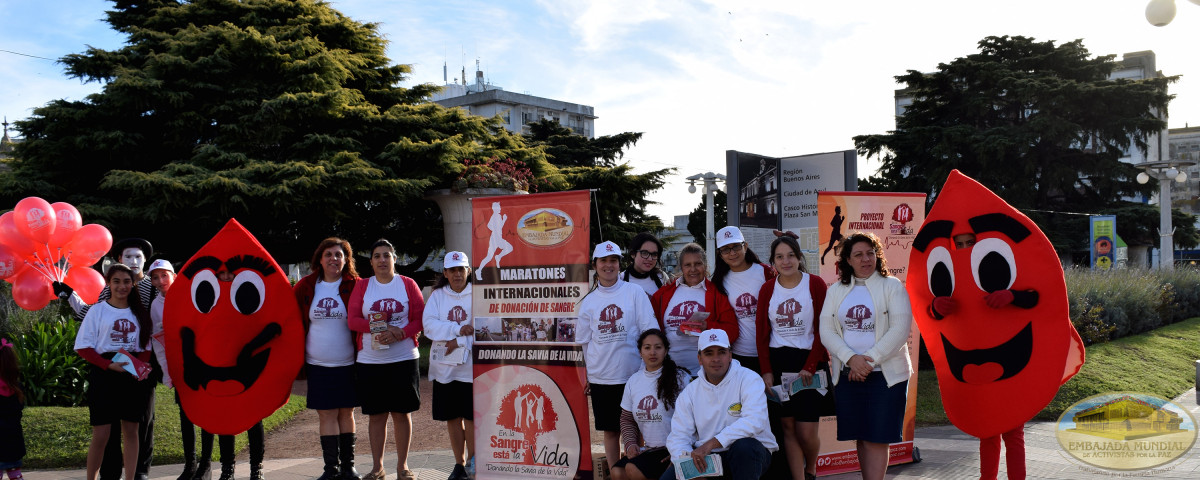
(33, 389), (1200, 480)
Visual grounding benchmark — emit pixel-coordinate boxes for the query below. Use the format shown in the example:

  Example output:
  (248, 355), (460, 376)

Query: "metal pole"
(705, 177), (716, 269)
(1161, 175), (1174, 270)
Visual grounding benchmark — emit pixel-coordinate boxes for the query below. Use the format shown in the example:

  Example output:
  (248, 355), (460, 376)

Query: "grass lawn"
(913, 317), (1200, 426)
(23, 386), (306, 469)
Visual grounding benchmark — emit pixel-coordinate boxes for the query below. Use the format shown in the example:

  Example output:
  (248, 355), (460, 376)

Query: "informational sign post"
(814, 191), (926, 475)
(726, 150), (856, 267)
(471, 191), (593, 480)
(1090, 215), (1116, 271)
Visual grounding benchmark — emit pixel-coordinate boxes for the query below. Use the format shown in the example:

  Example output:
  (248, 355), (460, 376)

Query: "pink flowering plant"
(451, 157), (543, 192)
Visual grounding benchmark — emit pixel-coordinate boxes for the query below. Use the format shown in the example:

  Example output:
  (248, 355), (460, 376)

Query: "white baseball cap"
(147, 259), (174, 273)
(444, 251), (469, 269)
(697, 329), (730, 352)
(592, 241), (621, 259)
(715, 226), (745, 248)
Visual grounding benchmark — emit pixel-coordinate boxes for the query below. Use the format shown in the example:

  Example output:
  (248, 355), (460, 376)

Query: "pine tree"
(1, 0), (557, 263)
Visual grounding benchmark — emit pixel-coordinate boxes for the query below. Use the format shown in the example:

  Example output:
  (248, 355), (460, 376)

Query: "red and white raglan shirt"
(348, 275), (425, 364)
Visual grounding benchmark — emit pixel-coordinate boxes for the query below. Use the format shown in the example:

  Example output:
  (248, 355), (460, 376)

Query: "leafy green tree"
(686, 190), (728, 247)
(853, 35), (1191, 253)
(523, 119), (671, 248)
(0, 0), (557, 266)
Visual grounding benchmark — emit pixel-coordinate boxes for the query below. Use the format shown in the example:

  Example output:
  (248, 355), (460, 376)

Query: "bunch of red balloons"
(1, 197), (112, 311)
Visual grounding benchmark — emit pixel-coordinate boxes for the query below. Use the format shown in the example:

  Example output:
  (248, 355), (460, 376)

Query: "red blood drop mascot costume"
(164, 219), (303, 478)
(908, 171), (1085, 480)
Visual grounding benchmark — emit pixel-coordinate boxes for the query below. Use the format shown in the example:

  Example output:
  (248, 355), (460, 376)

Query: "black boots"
(318, 436), (340, 480)
(192, 455), (212, 480)
(338, 433), (360, 480)
(249, 463), (265, 480)
(177, 455), (197, 480)
(217, 462), (235, 480)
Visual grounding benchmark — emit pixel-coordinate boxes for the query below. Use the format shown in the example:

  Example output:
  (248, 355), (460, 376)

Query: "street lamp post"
(686, 172), (727, 268)
(1137, 160), (1195, 269)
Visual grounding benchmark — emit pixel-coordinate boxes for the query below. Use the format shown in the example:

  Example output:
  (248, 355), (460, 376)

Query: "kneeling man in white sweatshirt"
(661, 329), (777, 480)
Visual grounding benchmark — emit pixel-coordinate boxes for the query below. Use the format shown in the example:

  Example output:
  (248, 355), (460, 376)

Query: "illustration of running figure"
(821, 205), (845, 265)
(477, 201), (514, 280)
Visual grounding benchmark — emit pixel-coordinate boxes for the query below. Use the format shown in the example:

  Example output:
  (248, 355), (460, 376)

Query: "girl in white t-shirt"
(74, 264), (153, 480)
(612, 329), (690, 480)
(422, 251), (476, 480)
(710, 226), (775, 372)
(578, 241), (656, 472)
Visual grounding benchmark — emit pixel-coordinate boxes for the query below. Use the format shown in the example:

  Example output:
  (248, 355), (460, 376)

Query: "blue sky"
(3, 0), (1200, 221)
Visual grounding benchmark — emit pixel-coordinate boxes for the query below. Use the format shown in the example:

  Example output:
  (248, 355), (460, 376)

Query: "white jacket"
(577, 279), (657, 384)
(423, 285), (474, 383)
(665, 359), (778, 457)
(819, 272), (914, 387)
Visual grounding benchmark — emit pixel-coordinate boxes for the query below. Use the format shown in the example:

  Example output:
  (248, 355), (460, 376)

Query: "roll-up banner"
(815, 191), (926, 475)
(471, 191), (594, 480)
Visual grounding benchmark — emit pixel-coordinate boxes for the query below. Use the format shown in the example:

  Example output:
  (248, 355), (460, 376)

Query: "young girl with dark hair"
(74, 264), (154, 480)
(622, 232), (668, 295)
(756, 235), (833, 480)
(579, 241), (657, 472)
(0, 338), (26, 480)
(423, 252), (477, 480)
(710, 226), (775, 371)
(611, 329), (690, 480)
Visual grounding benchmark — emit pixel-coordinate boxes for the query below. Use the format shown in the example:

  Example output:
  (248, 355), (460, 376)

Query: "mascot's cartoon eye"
(191, 270), (221, 314)
(970, 238), (1017, 293)
(926, 246), (954, 297)
(231, 270), (266, 315)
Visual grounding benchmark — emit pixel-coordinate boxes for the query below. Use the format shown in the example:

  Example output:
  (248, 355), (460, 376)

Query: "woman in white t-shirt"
(347, 239), (425, 480)
(755, 235), (833, 480)
(422, 251), (476, 480)
(611, 329), (690, 480)
(74, 264), (154, 480)
(819, 232), (913, 480)
(578, 241), (656, 472)
(710, 226), (775, 373)
(294, 237), (361, 480)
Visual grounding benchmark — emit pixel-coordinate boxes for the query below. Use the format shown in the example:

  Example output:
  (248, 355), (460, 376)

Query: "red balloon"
(66, 224), (113, 265)
(0, 212), (39, 258)
(0, 244), (21, 280)
(14, 197), (57, 245)
(3, 263), (28, 284)
(12, 266), (56, 311)
(65, 266), (105, 304)
(49, 202), (83, 248)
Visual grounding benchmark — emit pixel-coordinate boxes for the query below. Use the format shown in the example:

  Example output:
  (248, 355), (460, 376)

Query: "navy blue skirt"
(306, 364), (359, 410)
(833, 370), (906, 444)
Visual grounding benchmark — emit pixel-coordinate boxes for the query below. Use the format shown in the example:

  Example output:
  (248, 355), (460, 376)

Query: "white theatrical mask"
(122, 247), (146, 273)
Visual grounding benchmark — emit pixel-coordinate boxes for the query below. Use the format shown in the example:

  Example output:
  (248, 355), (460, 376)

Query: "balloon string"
(24, 259), (57, 284)
(43, 244), (63, 281)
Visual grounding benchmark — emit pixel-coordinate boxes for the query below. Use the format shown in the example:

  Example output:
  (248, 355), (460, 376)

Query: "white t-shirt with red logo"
(724, 264), (766, 356)
(355, 276), (418, 364)
(578, 280), (656, 384)
(423, 284), (474, 384)
(621, 366), (691, 448)
(766, 274), (816, 350)
(662, 281), (707, 375)
(75, 301), (144, 353)
(306, 279), (355, 367)
(838, 285), (879, 370)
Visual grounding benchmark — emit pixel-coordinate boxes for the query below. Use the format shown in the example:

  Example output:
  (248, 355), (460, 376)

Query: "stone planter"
(426, 188), (527, 259)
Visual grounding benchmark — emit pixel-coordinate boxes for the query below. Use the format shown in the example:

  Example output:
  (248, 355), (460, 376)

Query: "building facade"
(431, 64), (597, 138)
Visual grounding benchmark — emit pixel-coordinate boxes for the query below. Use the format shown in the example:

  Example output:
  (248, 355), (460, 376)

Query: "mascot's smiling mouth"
(182, 323), (281, 396)
(942, 322), (1032, 385)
